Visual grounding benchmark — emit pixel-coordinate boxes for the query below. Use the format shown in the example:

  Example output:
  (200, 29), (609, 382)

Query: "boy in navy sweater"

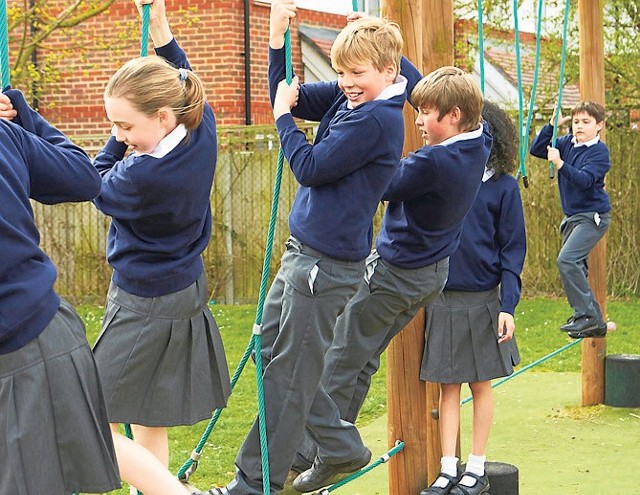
(215, 1), (408, 494)
(530, 101), (611, 338)
(292, 66), (491, 493)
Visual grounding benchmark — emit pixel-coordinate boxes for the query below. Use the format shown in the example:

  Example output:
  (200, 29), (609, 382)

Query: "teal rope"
(550, 0), (572, 179)
(352, 0), (359, 11)
(517, 0), (545, 188)
(461, 338), (582, 405)
(317, 442), (405, 493)
(512, 0), (526, 186)
(176, 28), (295, 494)
(477, 0), (484, 94)
(176, 339), (254, 480)
(140, 4), (150, 57)
(0, 0), (10, 89)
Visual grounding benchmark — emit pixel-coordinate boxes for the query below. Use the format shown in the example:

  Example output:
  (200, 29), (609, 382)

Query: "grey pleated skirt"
(93, 273), (231, 426)
(421, 288), (520, 384)
(0, 299), (120, 494)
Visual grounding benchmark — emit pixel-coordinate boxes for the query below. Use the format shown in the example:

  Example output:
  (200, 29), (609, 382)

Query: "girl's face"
(335, 62), (397, 108)
(104, 97), (175, 154)
(571, 111), (603, 143)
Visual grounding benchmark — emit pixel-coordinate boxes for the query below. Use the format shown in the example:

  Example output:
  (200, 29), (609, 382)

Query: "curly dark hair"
(481, 100), (518, 176)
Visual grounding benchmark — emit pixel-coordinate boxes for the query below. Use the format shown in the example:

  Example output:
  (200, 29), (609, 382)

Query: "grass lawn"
(77, 297), (639, 494)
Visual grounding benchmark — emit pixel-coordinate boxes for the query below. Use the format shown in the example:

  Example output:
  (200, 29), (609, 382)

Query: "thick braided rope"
(549, 0), (572, 179)
(516, 0), (545, 188)
(460, 338), (582, 406)
(477, 0), (484, 94)
(0, 0), (10, 89)
(317, 442), (405, 494)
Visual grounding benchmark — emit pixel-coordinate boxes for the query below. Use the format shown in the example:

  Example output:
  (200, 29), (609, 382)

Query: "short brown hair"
(331, 17), (403, 77)
(571, 100), (605, 123)
(105, 56), (206, 132)
(411, 66), (483, 132)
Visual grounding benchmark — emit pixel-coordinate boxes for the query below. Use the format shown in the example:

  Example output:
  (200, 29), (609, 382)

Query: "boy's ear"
(384, 63), (398, 82)
(449, 106), (462, 125)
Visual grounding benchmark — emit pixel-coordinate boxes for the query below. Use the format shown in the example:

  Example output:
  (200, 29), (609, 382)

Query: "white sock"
(432, 456), (458, 488)
(460, 454), (486, 487)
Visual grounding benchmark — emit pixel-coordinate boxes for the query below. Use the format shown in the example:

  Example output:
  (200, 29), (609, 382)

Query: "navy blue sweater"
(376, 123), (493, 268)
(0, 89), (101, 355)
(530, 124), (611, 216)
(446, 174), (526, 315)
(93, 39), (217, 297)
(268, 47), (408, 261)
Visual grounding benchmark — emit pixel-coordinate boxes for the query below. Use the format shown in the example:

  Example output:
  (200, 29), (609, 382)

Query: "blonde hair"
(331, 17), (403, 76)
(105, 56), (206, 131)
(411, 66), (483, 132)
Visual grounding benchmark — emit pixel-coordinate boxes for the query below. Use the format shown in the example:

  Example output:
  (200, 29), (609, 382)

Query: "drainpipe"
(243, 0), (251, 124)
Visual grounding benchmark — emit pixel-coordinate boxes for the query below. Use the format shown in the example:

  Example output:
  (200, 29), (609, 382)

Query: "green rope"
(317, 442), (405, 494)
(0, 0), (10, 89)
(512, 0), (525, 184)
(140, 3), (150, 57)
(176, 29), (295, 495)
(460, 338), (582, 406)
(516, 0), (545, 188)
(477, 0), (485, 94)
(550, 0), (572, 179)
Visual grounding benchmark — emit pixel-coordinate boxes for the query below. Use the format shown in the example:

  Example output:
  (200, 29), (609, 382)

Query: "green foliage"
(76, 296), (639, 493)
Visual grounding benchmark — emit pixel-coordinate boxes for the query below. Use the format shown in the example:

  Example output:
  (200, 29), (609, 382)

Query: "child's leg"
(111, 431), (190, 495)
(557, 213), (609, 320)
(428, 383), (461, 489)
(130, 424), (169, 466)
(457, 380), (493, 489)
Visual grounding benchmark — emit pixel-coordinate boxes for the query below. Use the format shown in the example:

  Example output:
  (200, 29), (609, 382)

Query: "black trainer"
(292, 448), (372, 493)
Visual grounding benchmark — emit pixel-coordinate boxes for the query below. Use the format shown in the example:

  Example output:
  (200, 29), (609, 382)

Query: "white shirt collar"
(571, 134), (600, 148)
(482, 166), (495, 182)
(437, 123), (484, 148)
(131, 124), (187, 158)
(346, 74), (408, 110)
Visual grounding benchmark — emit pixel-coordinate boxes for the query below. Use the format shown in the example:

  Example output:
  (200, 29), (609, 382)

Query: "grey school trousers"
(557, 211), (610, 320)
(297, 251), (449, 466)
(226, 237), (364, 495)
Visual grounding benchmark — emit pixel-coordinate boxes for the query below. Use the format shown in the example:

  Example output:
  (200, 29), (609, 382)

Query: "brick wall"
(6, 1), (347, 137)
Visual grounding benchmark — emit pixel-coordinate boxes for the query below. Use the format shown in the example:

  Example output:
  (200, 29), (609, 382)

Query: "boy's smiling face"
(572, 111), (603, 143)
(334, 62), (397, 107)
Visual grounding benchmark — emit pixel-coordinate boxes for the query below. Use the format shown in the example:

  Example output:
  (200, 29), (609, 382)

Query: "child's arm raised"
(135, 0), (172, 47)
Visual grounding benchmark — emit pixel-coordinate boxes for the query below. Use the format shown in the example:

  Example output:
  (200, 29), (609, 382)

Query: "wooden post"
(383, 1), (454, 493)
(578, 0), (607, 406)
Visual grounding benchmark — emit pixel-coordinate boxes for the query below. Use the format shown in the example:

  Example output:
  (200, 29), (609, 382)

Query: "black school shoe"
(292, 448), (372, 493)
(192, 488), (228, 495)
(420, 472), (459, 494)
(560, 315), (603, 334)
(559, 315), (576, 331)
(449, 472), (490, 495)
(568, 320), (607, 339)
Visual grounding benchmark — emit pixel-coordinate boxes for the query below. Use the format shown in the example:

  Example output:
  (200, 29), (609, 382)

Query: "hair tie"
(178, 68), (188, 82)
